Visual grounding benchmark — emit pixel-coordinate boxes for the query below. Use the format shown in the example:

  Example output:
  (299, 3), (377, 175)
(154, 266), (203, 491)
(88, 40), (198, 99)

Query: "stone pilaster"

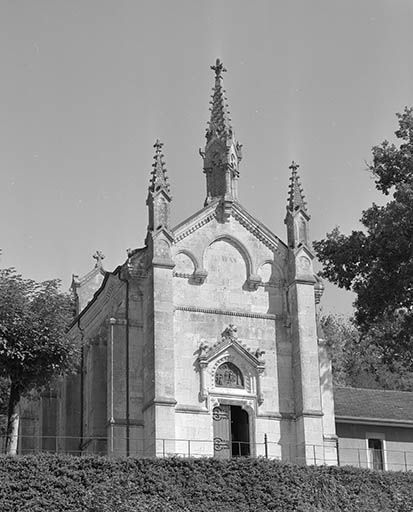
(284, 161), (326, 464)
(288, 272), (325, 464)
(143, 234), (176, 456)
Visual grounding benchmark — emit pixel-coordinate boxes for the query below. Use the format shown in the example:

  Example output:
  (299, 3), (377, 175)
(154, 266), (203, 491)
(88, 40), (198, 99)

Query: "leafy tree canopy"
(0, 268), (78, 392)
(322, 314), (413, 391)
(0, 267), (77, 453)
(314, 108), (413, 362)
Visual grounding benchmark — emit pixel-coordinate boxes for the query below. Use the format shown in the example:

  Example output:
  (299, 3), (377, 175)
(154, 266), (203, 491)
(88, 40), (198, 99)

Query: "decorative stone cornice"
(257, 278), (285, 289)
(192, 268), (208, 284)
(232, 204), (286, 256)
(173, 272), (192, 279)
(175, 305), (279, 321)
(175, 405), (210, 415)
(142, 397), (177, 413)
(173, 268), (208, 284)
(245, 274), (262, 291)
(106, 418), (144, 427)
(174, 209), (217, 243)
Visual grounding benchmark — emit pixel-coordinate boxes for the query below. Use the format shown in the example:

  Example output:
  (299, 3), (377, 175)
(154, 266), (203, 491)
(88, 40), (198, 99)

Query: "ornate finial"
(198, 340), (209, 358)
(222, 324), (238, 341)
(211, 58), (227, 81)
(92, 250), (105, 268)
(154, 139), (163, 153)
(287, 160), (307, 213)
(289, 161), (299, 173)
(255, 348), (266, 362)
(149, 139), (170, 194)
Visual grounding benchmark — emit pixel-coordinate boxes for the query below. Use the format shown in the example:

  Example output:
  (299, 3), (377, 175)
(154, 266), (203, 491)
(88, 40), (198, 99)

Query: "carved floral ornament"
(197, 324), (265, 405)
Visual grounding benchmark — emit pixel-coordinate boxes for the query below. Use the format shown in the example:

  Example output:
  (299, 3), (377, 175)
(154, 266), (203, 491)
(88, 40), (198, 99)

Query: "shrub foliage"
(1, 455), (413, 511)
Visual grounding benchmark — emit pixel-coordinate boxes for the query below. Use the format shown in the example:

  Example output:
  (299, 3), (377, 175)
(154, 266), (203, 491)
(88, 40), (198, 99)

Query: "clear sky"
(1, 0), (412, 315)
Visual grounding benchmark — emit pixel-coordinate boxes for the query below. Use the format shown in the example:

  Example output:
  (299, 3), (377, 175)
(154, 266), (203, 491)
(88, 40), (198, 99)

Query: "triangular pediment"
(173, 199), (287, 258)
(173, 200), (219, 242)
(294, 244), (315, 260)
(199, 327), (265, 370)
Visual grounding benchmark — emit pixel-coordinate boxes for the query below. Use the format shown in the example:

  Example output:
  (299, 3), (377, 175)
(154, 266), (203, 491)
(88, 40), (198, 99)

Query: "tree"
(314, 108), (413, 364)
(0, 268), (77, 454)
(322, 314), (413, 391)
(0, 377), (9, 438)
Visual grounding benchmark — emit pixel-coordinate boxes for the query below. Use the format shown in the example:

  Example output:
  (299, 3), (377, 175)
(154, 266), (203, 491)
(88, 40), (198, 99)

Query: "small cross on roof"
(211, 58), (227, 79)
(92, 250), (105, 268)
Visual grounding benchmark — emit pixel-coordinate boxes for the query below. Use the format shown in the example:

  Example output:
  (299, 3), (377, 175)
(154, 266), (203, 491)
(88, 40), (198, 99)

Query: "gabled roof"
(68, 269), (116, 330)
(334, 386), (413, 425)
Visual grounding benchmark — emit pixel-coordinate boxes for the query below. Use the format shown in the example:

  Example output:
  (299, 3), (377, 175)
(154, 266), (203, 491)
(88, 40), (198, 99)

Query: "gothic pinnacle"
(206, 58), (233, 142)
(149, 139), (170, 194)
(201, 59), (242, 206)
(287, 161), (308, 213)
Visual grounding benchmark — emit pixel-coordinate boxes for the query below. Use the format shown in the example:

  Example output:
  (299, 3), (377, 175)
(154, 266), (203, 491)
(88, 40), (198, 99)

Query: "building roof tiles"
(334, 386), (413, 423)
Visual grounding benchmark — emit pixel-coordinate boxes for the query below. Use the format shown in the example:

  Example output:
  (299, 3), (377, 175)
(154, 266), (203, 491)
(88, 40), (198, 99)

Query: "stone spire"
(287, 161), (307, 214)
(147, 140), (172, 233)
(285, 161), (310, 249)
(200, 58), (242, 210)
(207, 59), (233, 142)
(149, 139), (170, 194)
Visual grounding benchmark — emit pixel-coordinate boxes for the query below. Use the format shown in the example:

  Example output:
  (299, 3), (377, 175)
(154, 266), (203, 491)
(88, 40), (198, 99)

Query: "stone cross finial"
(154, 139), (163, 152)
(289, 161), (299, 173)
(211, 58), (227, 80)
(93, 250), (105, 268)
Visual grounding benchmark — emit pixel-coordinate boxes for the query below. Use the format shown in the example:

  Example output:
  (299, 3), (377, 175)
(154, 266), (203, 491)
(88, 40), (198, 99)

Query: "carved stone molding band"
(176, 305), (278, 320)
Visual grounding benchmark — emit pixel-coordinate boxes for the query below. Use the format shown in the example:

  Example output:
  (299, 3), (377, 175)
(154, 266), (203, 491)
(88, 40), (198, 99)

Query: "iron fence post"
(264, 433), (268, 459)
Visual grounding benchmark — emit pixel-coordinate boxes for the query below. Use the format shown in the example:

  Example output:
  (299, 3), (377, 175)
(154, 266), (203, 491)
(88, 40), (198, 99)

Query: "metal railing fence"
(1, 434), (413, 471)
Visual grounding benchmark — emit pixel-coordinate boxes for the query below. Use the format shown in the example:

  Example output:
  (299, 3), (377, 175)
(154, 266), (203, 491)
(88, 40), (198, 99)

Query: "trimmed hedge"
(1, 455), (413, 511)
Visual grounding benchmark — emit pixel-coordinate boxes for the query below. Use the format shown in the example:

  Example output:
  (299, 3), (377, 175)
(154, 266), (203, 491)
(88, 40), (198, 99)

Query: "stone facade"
(19, 59), (338, 464)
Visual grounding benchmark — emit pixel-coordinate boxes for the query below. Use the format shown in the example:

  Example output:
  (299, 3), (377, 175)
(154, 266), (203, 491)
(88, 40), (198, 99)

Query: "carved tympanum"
(215, 362), (244, 389)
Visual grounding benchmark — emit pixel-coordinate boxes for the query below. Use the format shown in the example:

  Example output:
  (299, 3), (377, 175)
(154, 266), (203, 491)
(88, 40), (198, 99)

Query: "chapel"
(23, 59), (410, 467)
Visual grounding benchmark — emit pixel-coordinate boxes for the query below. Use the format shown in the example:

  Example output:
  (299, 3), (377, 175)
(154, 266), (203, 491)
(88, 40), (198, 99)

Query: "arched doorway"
(213, 405), (250, 458)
